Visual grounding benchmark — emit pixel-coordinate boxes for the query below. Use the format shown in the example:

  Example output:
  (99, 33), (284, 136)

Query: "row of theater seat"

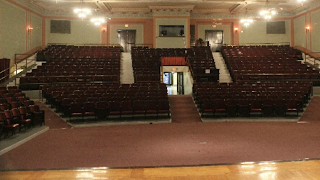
(42, 83), (170, 121)
(187, 46), (219, 83)
(0, 86), (44, 139)
(131, 47), (161, 83)
(221, 45), (318, 82)
(21, 45), (122, 90)
(37, 45), (121, 61)
(193, 81), (312, 117)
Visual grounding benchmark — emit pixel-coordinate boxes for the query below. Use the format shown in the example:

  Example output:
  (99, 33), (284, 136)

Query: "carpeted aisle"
(169, 95), (202, 123)
(299, 96), (320, 122)
(35, 101), (71, 129)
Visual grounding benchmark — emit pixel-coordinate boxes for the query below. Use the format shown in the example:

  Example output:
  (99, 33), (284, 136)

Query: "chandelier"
(74, 0), (91, 18)
(240, 8), (254, 27)
(259, 9), (277, 20)
(259, 0), (277, 20)
(90, 18), (106, 26)
(240, 19), (254, 27)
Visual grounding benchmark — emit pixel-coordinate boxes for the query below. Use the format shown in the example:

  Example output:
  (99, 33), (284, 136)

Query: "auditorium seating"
(42, 83), (170, 121)
(20, 45), (121, 90)
(131, 46), (219, 83)
(0, 86), (44, 139)
(221, 45), (318, 82)
(193, 81), (312, 117)
(187, 46), (219, 82)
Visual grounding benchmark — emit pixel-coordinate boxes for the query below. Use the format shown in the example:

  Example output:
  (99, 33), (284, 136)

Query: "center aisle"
(35, 101), (72, 130)
(169, 95), (202, 123)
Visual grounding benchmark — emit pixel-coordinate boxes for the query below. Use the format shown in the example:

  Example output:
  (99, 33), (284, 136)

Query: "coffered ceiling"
(24, 0), (318, 16)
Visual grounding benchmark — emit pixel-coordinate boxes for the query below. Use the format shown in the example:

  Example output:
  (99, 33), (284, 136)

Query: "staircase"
(169, 95), (202, 123)
(120, 52), (134, 84)
(6, 54), (44, 87)
(212, 52), (232, 83)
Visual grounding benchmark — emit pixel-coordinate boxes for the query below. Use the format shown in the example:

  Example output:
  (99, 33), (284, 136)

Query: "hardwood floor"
(1, 159), (320, 180)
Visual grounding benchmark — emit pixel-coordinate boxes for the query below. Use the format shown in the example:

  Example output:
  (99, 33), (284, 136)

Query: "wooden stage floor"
(1, 159), (320, 180)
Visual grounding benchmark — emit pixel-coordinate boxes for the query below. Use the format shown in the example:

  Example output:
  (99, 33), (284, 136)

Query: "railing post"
(15, 54), (18, 76)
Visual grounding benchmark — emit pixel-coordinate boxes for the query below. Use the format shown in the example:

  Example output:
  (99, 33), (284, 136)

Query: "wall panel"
(239, 20), (291, 45)
(156, 18), (188, 48)
(31, 14), (42, 49)
(0, 1), (26, 66)
(46, 19), (101, 45)
(294, 15), (305, 47)
(311, 9), (320, 52)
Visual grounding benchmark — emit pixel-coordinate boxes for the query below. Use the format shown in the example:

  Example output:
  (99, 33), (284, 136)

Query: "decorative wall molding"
(149, 5), (194, 12)
(20, 0), (45, 14)
(111, 8), (150, 13)
(153, 11), (190, 16)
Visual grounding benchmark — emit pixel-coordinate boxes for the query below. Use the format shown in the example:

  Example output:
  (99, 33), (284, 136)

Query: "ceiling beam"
(95, 1), (108, 12)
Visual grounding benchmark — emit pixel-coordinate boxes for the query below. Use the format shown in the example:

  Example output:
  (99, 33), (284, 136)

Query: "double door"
(117, 30), (136, 52)
(205, 30), (223, 52)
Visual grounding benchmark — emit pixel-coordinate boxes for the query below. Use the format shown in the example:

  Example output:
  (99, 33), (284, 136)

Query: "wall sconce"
(234, 28), (238, 32)
(102, 28), (106, 33)
(306, 26), (310, 32)
(125, 24), (129, 28)
(27, 27), (33, 31)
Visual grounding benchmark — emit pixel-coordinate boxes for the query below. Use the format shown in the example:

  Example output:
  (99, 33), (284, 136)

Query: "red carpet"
(299, 96), (320, 122)
(1, 122), (320, 170)
(169, 95), (202, 123)
(1, 96), (320, 170)
(35, 101), (71, 129)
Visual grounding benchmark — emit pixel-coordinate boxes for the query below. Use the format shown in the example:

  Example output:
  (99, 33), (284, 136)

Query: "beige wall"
(109, 24), (143, 45)
(183, 71), (192, 95)
(311, 9), (320, 52)
(239, 20), (291, 45)
(0, 1), (26, 66)
(46, 19), (102, 45)
(294, 15), (305, 47)
(156, 18), (189, 48)
(31, 14), (42, 49)
(198, 24), (231, 45)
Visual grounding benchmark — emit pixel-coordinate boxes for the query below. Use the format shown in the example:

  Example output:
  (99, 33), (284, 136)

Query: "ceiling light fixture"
(240, 8), (254, 27)
(74, 0), (91, 19)
(259, 0), (277, 20)
(240, 19), (254, 27)
(90, 17), (106, 26)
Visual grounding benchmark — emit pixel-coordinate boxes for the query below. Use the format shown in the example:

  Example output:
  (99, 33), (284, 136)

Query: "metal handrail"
(238, 42), (291, 46)
(47, 43), (122, 47)
(133, 44), (153, 48)
(11, 53), (37, 86)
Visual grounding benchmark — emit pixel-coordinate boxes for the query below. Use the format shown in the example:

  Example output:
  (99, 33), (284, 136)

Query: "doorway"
(205, 30), (223, 52)
(117, 30), (136, 52)
(163, 72), (173, 85)
(177, 72), (184, 95)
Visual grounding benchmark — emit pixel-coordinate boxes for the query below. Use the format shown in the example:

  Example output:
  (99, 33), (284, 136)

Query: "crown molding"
(149, 5), (194, 12)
